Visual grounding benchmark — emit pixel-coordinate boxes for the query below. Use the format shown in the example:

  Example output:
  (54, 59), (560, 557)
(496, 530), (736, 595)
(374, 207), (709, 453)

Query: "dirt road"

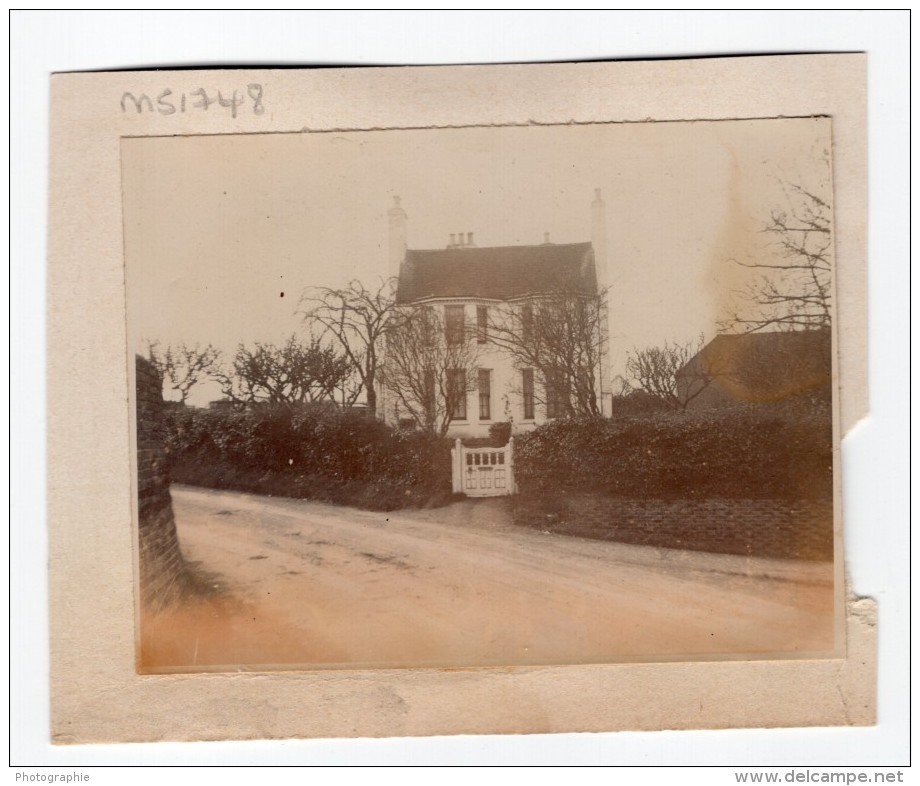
(139, 485), (836, 671)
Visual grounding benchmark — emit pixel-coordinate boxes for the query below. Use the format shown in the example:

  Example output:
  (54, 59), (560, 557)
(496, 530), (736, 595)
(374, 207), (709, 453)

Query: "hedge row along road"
(139, 485), (836, 671)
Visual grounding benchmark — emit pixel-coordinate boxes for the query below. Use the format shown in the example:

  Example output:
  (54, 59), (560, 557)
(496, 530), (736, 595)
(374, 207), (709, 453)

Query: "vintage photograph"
(124, 117), (838, 673)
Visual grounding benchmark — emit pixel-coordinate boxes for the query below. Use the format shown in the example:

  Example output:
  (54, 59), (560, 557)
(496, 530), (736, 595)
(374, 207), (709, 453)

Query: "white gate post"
(507, 436), (516, 494)
(451, 438), (463, 494)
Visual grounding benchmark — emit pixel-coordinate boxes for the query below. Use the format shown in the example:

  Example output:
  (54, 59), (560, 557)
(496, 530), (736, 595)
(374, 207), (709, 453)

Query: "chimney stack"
(467, 232), (474, 247)
(591, 188), (608, 290)
(591, 188), (611, 409)
(543, 232), (551, 245)
(457, 231), (465, 247)
(388, 195), (407, 280)
(449, 233), (456, 248)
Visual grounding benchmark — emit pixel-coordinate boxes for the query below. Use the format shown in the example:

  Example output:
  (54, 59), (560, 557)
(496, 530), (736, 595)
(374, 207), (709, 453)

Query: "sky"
(122, 117), (832, 406)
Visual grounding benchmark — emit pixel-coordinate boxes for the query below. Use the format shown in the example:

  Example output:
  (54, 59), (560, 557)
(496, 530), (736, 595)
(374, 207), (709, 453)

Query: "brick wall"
(513, 492), (833, 561)
(136, 355), (193, 609)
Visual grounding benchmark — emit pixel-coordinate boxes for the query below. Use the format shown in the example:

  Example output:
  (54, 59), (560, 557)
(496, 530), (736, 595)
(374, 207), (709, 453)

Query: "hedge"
(514, 406), (832, 500)
(161, 404), (454, 511)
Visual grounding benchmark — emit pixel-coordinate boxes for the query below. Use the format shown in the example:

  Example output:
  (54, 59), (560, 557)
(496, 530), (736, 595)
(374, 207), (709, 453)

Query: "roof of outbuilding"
(395, 242), (597, 304)
(677, 329), (832, 402)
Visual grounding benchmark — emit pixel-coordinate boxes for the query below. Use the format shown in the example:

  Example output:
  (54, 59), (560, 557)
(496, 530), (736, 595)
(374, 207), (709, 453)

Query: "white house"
(381, 191), (611, 438)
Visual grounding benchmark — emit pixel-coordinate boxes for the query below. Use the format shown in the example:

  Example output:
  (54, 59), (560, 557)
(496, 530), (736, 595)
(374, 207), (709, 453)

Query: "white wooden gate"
(451, 438), (517, 497)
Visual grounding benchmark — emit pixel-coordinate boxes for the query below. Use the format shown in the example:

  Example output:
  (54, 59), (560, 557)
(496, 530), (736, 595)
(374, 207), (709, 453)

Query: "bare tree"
(331, 364), (364, 409)
(487, 288), (606, 417)
(625, 336), (713, 411)
(383, 306), (482, 436)
(215, 335), (355, 408)
(300, 279), (397, 419)
(147, 341), (221, 404)
(721, 183), (832, 334)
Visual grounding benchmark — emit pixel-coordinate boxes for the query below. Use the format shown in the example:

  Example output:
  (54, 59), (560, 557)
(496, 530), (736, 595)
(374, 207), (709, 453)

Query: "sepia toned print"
(124, 118), (839, 673)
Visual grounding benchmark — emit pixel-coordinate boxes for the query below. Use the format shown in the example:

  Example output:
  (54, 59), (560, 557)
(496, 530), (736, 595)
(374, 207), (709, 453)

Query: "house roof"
(395, 242), (597, 304)
(677, 329), (832, 403)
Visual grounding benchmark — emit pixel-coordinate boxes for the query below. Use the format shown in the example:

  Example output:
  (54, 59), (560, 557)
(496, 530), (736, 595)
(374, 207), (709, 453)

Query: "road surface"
(139, 485), (837, 671)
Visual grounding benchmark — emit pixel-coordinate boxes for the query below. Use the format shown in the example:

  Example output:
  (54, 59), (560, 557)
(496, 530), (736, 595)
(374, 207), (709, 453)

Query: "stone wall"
(136, 355), (193, 609)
